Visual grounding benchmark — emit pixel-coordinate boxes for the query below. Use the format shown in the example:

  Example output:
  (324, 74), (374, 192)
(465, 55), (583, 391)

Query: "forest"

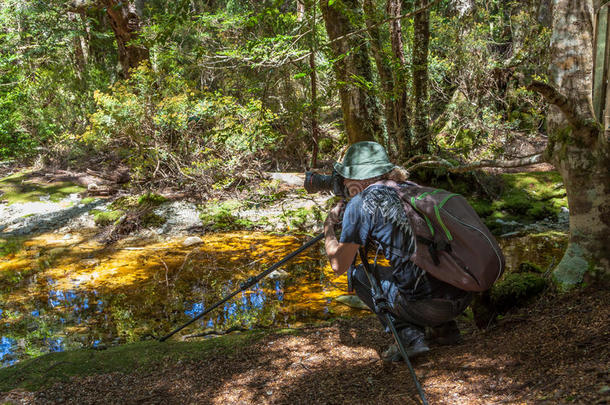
(0, 0), (608, 404)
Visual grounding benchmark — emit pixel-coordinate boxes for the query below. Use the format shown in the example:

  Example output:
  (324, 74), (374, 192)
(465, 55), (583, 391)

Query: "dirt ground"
(2, 284), (608, 405)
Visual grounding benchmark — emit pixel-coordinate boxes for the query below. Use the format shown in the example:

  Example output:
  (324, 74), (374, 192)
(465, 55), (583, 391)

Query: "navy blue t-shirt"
(340, 184), (465, 299)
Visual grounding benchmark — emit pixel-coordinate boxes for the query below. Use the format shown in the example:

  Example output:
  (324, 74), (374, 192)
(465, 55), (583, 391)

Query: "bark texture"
(363, 0), (399, 154)
(538, 0), (610, 286)
(320, 0), (383, 144)
(412, 0), (431, 153)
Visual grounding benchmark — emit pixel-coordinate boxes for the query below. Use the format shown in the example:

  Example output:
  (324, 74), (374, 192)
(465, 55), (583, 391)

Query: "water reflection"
(0, 230), (568, 367)
(0, 231), (357, 366)
(0, 336), (16, 366)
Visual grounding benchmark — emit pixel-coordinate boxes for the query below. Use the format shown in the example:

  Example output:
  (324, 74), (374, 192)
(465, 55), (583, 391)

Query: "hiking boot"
(426, 320), (462, 346)
(381, 335), (430, 362)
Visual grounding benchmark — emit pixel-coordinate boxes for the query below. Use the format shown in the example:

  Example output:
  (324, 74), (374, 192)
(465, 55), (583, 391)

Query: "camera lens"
(304, 172), (334, 193)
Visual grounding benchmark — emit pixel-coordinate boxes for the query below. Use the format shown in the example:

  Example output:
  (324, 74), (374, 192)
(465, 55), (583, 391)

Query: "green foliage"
(0, 1), (115, 158)
(430, 2), (550, 159)
(81, 63), (283, 184)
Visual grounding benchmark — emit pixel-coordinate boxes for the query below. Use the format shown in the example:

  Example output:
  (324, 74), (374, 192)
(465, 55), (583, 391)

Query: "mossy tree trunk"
(320, 0), (383, 145)
(530, 0), (610, 287)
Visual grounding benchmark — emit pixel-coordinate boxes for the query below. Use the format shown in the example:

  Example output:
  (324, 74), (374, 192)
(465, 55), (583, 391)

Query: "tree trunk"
(68, 11), (89, 82)
(308, 0), (320, 168)
(102, 0), (149, 78)
(363, 0), (398, 153)
(387, 0), (410, 157)
(412, 0), (431, 153)
(320, 0), (383, 144)
(534, 0), (610, 287)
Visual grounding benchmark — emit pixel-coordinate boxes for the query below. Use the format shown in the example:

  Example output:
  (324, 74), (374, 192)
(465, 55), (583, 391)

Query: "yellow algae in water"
(0, 258), (31, 273)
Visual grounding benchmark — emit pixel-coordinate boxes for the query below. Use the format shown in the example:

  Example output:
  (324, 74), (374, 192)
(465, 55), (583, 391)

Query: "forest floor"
(0, 164), (607, 404)
(1, 283), (608, 405)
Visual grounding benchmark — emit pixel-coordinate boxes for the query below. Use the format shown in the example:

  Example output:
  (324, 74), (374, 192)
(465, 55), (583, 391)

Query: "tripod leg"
(358, 248), (428, 405)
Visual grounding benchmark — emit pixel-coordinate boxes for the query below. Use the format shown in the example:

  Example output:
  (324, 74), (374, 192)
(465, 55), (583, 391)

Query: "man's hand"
(325, 200), (346, 228)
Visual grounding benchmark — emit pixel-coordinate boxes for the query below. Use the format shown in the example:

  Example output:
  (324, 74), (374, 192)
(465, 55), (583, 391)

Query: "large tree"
(529, 0), (610, 287)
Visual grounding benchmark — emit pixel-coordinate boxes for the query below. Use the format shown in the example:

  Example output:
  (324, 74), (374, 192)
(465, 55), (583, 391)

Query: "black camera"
(304, 169), (346, 197)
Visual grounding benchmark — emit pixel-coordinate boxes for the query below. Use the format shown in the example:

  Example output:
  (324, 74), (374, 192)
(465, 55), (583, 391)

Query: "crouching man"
(324, 141), (472, 360)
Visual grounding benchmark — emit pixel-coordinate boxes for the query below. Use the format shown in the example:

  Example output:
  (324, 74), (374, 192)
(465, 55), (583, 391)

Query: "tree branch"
(527, 81), (581, 126)
(528, 80), (600, 136)
(406, 153), (547, 173)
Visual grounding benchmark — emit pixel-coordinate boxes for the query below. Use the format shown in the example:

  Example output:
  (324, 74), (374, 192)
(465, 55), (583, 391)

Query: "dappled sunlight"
(210, 333), (380, 405)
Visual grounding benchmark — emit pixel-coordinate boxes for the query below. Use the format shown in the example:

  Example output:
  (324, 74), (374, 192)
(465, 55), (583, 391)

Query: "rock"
(87, 183), (98, 191)
(266, 172), (304, 186)
(183, 236), (203, 246)
(334, 294), (370, 310)
(47, 247), (68, 257)
(267, 269), (289, 280)
(80, 258), (100, 267)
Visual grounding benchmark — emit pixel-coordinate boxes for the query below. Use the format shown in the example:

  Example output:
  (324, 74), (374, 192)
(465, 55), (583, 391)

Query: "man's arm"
(324, 202), (359, 276)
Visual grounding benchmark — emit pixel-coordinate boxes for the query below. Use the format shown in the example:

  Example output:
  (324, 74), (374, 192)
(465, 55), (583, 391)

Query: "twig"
(157, 255), (170, 288)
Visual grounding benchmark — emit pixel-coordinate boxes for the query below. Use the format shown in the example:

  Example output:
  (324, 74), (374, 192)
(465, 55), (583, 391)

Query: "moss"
(0, 171), (85, 205)
(279, 206), (323, 232)
(0, 331), (265, 392)
(516, 262), (544, 274)
(92, 209), (124, 226)
(108, 195), (140, 211)
(199, 200), (257, 231)
(468, 199), (494, 217)
(137, 193), (167, 206)
(464, 171), (568, 230)
(490, 272), (547, 313)
(80, 197), (97, 205)
(141, 212), (166, 227)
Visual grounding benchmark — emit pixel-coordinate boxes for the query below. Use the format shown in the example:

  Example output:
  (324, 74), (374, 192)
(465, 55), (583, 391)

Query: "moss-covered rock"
(552, 243), (589, 291)
(92, 209), (124, 226)
(490, 272), (547, 313)
(516, 262), (544, 274)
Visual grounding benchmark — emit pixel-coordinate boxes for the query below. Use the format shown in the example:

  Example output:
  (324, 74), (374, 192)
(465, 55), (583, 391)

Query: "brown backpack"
(373, 180), (505, 292)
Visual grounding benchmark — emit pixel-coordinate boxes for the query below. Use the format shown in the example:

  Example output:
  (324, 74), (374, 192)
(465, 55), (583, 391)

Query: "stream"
(0, 228), (567, 367)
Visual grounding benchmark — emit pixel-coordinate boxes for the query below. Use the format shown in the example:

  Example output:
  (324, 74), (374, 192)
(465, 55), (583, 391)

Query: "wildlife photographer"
(321, 141), (474, 361)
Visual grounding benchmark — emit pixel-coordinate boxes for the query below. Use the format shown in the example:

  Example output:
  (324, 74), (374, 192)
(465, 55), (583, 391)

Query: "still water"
(0, 230), (567, 367)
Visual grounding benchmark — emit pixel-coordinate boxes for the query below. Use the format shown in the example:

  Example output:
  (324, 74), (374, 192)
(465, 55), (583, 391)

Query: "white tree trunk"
(541, 0), (610, 287)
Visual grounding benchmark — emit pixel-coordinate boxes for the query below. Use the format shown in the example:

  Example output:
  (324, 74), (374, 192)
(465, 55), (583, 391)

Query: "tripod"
(358, 247), (429, 405)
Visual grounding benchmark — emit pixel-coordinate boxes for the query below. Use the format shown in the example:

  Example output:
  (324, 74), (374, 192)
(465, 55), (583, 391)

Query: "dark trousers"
(349, 264), (472, 341)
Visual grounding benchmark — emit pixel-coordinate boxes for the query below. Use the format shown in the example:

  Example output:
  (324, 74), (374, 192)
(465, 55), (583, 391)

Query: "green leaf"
(293, 72), (307, 79)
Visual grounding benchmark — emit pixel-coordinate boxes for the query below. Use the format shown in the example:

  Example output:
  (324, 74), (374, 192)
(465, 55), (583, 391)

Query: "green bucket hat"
(334, 141), (396, 180)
